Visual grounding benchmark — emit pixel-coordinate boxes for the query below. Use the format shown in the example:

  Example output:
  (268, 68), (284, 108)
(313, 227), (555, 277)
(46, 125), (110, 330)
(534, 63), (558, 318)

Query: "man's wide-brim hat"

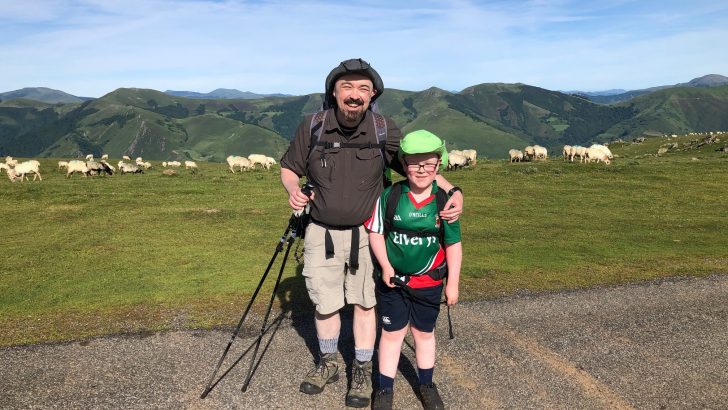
(324, 58), (384, 109)
(399, 130), (448, 172)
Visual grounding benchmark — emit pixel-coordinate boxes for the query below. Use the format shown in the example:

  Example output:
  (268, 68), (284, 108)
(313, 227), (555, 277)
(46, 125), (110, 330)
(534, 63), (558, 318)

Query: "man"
(280, 58), (463, 408)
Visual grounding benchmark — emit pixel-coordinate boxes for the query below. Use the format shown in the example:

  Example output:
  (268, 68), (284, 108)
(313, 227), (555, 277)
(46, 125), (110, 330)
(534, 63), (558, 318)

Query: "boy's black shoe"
(418, 383), (445, 410)
(371, 388), (393, 410)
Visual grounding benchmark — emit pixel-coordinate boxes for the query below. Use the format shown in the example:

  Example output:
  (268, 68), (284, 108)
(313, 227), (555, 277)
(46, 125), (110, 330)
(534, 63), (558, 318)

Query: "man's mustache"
(344, 98), (364, 106)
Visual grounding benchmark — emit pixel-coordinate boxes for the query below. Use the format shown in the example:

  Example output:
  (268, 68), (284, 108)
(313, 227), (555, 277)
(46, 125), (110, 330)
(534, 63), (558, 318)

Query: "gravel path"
(1, 275), (726, 409)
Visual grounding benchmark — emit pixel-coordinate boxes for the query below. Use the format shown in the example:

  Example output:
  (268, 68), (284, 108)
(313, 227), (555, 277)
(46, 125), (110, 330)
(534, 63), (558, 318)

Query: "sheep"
(118, 161), (143, 175)
(461, 149), (477, 165)
(449, 150), (464, 157)
(590, 144), (613, 160)
(165, 161), (181, 167)
(263, 156), (277, 170)
(573, 146), (588, 163)
(100, 160), (115, 173)
(227, 155), (251, 173)
(533, 145), (548, 160)
(248, 154), (268, 169)
(0, 163), (9, 174)
(66, 160), (88, 177)
(508, 149), (524, 162)
(523, 146), (535, 161)
(101, 154), (109, 160)
(563, 145), (572, 161)
(585, 147), (610, 164)
(7, 160), (42, 181)
(58, 161), (69, 170)
(185, 160), (198, 172)
(5, 156), (18, 167)
(86, 160), (113, 176)
(138, 161), (152, 169)
(85, 154), (94, 160)
(122, 155), (131, 161)
(135, 157), (144, 163)
(447, 152), (468, 170)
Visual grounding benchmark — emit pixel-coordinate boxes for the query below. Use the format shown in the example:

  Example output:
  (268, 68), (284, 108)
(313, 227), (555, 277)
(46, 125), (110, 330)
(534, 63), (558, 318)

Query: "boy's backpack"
(383, 180), (450, 280)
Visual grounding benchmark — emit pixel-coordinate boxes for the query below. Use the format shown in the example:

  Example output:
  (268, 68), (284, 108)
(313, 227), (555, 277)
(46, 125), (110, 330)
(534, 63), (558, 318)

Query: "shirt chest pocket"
(355, 148), (384, 191)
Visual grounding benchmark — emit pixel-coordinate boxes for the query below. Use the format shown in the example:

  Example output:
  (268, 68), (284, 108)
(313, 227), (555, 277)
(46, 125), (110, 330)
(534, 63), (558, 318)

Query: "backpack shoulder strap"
(307, 109), (328, 161)
(435, 187), (449, 243)
(383, 181), (404, 234)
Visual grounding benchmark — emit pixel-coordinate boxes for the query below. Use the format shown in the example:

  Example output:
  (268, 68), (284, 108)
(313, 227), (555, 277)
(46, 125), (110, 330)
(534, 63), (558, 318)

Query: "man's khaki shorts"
(302, 223), (376, 315)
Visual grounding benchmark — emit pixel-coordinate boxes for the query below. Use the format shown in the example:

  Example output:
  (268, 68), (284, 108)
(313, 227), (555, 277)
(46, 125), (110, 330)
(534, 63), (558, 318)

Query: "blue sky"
(2, 0), (727, 98)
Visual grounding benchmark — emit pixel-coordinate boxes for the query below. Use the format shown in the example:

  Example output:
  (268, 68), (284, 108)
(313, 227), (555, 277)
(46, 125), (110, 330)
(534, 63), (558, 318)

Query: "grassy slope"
(1, 142), (726, 346)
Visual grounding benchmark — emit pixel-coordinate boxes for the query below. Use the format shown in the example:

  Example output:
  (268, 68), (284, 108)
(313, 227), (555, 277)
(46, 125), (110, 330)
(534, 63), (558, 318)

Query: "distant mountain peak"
(164, 89), (292, 100)
(686, 74), (728, 87)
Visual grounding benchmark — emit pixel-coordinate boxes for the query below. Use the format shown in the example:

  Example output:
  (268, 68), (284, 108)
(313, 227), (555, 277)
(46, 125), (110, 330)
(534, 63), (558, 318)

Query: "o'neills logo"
(409, 212), (428, 218)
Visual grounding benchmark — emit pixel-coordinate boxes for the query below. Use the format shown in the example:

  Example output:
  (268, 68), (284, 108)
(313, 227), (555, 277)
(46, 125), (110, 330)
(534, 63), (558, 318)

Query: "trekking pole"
(241, 182), (313, 393)
(199, 183), (314, 399)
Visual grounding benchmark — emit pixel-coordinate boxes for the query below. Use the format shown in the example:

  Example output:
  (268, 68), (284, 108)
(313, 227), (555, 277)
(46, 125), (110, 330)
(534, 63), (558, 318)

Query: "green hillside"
(2, 84), (728, 161)
(603, 85), (728, 139)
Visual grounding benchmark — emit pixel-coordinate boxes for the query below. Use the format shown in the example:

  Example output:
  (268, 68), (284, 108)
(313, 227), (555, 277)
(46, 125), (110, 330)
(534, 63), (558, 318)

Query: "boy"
(365, 130), (462, 410)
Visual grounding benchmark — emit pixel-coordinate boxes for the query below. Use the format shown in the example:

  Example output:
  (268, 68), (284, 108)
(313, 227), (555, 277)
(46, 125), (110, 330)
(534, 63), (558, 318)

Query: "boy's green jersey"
(365, 181), (461, 280)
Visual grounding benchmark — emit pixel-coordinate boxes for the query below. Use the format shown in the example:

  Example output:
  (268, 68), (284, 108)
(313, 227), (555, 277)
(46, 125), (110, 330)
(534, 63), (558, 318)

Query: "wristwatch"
(447, 186), (462, 197)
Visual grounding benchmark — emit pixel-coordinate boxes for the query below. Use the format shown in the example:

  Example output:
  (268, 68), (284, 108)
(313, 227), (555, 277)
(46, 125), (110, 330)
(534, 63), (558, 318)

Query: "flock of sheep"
(2, 153), (279, 183)
(446, 149), (477, 170)
(508, 144), (613, 164)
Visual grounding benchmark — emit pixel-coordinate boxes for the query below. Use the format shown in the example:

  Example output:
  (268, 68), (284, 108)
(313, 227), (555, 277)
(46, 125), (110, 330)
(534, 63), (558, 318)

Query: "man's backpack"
(306, 109), (390, 186)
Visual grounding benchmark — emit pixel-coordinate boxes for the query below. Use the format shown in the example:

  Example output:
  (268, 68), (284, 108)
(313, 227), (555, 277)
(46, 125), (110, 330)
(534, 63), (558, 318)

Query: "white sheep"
(165, 161), (181, 167)
(185, 160), (198, 171)
(533, 145), (548, 160)
(135, 157), (144, 163)
(590, 144), (613, 160)
(118, 161), (143, 174)
(67, 160), (88, 177)
(101, 154), (109, 160)
(447, 152), (468, 170)
(100, 160), (115, 172)
(7, 160), (42, 181)
(248, 154), (268, 169)
(523, 146), (535, 161)
(58, 161), (69, 170)
(122, 155), (131, 161)
(85, 154), (94, 160)
(0, 163), (9, 174)
(138, 161), (152, 169)
(263, 156), (277, 170)
(227, 155), (251, 173)
(563, 145), (572, 161)
(508, 149), (524, 163)
(461, 149), (477, 165)
(5, 156), (18, 167)
(585, 147), (611, 164)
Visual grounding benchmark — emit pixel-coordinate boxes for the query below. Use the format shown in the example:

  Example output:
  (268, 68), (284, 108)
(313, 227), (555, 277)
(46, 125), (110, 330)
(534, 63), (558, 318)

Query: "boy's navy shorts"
(376, 281), (443, 333)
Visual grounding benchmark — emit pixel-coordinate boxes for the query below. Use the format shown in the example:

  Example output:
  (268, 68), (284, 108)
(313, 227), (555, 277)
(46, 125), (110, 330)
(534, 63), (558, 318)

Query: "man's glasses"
(405, 162), (438, 172)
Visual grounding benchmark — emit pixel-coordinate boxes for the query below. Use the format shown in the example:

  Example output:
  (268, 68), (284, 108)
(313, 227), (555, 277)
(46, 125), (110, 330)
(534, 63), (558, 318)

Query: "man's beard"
(340, 98), (366, 123)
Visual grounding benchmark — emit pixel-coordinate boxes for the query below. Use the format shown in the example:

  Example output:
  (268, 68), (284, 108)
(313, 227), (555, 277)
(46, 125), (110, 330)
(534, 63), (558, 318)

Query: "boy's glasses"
(405, 162), (438, 172)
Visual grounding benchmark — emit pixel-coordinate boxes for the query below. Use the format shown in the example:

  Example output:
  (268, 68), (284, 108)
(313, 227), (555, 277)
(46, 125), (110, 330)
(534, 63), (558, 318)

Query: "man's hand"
(440, 190), (463, 222)
(288, 187), (314, 211)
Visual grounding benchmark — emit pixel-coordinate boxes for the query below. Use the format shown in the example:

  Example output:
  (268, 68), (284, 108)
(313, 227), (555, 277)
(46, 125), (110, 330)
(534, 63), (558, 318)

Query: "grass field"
(1, 138), (727, 346)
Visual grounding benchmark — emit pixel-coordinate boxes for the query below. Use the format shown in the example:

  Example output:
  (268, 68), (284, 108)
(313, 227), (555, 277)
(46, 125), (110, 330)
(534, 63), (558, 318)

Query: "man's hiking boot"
(418, 382), (445, 410)
(345, 359), (373, 408)
(371, 388), (394, 410)
(300, 352), (340, 394)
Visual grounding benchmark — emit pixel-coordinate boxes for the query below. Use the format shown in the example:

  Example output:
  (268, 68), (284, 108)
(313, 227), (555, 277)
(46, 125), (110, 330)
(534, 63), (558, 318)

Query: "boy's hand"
(445, 283), (459, 306)
(381, 266), (396, 288)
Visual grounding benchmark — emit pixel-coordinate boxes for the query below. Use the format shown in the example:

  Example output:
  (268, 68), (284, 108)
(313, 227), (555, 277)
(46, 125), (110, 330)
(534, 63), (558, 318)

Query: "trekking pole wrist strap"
(447, 186), (462, 197)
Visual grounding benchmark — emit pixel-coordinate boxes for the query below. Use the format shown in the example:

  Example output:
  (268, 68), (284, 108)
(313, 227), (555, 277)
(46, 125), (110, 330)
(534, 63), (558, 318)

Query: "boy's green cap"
(399, 130), (448, 171)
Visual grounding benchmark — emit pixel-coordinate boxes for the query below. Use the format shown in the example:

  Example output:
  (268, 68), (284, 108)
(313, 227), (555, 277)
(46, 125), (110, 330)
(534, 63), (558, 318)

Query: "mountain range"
(1, 75), (727, 161)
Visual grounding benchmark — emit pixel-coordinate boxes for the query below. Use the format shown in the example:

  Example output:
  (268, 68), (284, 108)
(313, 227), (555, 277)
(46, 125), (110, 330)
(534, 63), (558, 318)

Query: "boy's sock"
(379, 374), (394, 391)
(355, 347), (374, 363)
(318, 337), (338, 355)
(418, 367), (434, 385)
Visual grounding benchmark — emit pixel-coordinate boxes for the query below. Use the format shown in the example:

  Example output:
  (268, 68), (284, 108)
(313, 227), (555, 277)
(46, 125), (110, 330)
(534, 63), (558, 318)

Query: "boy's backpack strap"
(383, 181), (404, 235)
